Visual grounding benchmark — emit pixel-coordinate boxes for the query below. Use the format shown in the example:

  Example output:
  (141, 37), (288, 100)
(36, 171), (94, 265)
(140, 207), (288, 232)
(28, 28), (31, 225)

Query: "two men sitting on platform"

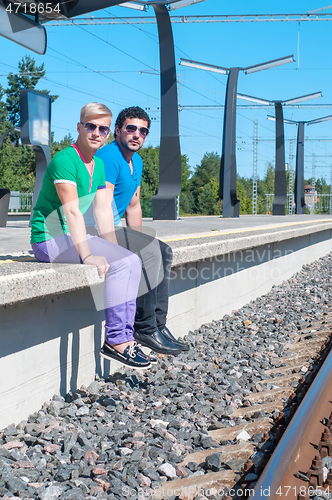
(30, 102), (188, 370)
(86, 106), (189, 356)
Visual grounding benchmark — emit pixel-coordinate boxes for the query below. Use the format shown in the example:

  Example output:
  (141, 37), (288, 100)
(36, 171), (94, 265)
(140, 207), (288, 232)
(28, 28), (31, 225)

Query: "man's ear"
(77, 122), (81, 134)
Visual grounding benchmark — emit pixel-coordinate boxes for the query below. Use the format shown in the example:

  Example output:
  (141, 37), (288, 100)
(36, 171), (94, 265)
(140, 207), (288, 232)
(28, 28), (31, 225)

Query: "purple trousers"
(32, 234), (142, 346)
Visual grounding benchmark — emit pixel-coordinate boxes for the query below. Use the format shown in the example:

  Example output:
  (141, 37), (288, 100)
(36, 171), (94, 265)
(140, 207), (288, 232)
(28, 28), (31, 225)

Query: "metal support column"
(311, 153), (316, 214)
(294, 121), (306, 214)
(152, 4), (182, 220)
(288, 139), (294, 215)
(31, 145), (51, 214)
(220, 67), (240, 218)
(272, 101), (287, 215)
(330, 164), (332, 215)
(252, 119), (258, 215)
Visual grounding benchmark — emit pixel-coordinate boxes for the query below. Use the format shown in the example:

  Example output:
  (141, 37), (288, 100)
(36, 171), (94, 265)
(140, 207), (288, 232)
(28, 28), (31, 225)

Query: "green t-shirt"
(30, 146), (105, 244)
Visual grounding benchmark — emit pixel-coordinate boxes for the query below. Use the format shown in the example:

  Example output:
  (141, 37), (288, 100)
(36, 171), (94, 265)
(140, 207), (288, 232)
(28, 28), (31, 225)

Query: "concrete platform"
(1, 214), (332, 428)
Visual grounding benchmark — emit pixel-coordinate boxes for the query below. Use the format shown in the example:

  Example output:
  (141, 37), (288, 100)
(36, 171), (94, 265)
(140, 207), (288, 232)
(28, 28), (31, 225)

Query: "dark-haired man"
(92, 106), (189, 356)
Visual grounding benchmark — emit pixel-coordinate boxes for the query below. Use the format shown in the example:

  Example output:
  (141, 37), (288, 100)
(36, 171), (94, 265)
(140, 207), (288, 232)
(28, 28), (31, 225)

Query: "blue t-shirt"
(85, 140), (143, 227)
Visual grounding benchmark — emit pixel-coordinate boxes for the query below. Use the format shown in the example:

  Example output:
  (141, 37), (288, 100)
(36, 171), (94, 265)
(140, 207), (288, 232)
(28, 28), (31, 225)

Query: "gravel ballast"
(1, 254), (332, 500)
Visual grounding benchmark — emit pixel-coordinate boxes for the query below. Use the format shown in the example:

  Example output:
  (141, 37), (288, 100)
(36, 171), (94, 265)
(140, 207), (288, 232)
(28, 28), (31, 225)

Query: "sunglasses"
(80, 122), (110, 138)
(124, 124), (149, 138)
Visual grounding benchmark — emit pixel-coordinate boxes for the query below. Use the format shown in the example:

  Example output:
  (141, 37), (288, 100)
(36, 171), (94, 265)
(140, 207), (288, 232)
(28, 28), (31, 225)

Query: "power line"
(47, 47), (159, 102)
(72, 24), (156, 70)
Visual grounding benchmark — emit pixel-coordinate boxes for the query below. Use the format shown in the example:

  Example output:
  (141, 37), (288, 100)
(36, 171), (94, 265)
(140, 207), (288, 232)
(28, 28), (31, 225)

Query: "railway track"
(151, 309), (332, 500)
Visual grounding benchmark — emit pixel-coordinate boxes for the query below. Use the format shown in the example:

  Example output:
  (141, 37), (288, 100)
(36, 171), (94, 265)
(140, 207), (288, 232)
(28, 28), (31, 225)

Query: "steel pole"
(288, 139), (294, 215)
(220, 67), (240, 218)
(152, 4), (182, 220)
(294, 121), (306, 214)
(252, 119), (258, 215)
(30, 145), (51, 219)
(272, 101), (287, 215)
(330, 164), (332, 214)
(311, 153), (316, 214)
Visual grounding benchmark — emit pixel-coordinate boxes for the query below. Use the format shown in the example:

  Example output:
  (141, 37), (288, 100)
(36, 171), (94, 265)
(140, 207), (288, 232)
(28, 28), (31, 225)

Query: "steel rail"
(249, 344), (332, 499)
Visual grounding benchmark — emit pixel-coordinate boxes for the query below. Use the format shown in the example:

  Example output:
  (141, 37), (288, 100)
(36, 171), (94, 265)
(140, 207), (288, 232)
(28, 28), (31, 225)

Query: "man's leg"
(32, 234), (151, 369)
(154, 240), (190, 352)
(116, 227), (182, 355)
(154, 240), (172, 330)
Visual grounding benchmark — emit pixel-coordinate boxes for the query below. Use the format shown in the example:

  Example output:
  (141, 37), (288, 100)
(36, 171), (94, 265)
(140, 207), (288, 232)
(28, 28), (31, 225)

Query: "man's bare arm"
(125, 186), (142, 230)
(98, 181), (117, 244)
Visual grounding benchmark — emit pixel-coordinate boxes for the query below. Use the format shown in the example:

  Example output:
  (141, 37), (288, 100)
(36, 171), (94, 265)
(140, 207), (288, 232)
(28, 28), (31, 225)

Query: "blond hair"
(80, 103), (112, 122)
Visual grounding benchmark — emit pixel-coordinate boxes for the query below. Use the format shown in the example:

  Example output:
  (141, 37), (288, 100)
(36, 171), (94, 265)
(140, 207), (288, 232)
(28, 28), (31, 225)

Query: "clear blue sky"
(1, 0), (332, 182)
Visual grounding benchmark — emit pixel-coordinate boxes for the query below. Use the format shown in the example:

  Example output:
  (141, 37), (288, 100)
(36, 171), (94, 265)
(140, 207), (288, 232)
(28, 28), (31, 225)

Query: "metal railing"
(315, 193), (332, 213)
(9, 191), (33, 212)
(265, 194), (294, 215)
(266, 193), (332, 215)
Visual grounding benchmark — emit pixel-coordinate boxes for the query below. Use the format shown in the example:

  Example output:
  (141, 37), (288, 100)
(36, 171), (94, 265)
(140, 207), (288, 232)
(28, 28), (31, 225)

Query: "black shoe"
(133, 342), (158, 365)
(100, 342), (151, 370)
(134, 330), (182, 356)
(160, 327), (190, 351)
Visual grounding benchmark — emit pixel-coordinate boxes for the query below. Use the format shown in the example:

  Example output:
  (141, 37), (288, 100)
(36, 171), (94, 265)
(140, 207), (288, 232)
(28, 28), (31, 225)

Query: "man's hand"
(83, 254), (109, 277)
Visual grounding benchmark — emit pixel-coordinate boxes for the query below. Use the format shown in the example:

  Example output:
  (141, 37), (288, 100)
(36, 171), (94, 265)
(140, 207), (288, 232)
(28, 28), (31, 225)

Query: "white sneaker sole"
(100, 350), (152, 370)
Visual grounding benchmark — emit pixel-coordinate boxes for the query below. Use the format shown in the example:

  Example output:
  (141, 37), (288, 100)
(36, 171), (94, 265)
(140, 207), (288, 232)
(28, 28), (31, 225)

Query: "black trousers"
(86, 226), (173, 335)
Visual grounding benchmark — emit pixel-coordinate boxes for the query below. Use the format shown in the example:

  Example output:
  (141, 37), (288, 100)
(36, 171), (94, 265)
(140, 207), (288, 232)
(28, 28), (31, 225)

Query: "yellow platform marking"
(163, 218), (332, 243)
(0, 256), (36, 264)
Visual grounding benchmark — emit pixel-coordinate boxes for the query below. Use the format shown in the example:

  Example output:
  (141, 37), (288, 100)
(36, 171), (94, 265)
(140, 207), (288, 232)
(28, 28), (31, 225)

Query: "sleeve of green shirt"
(49, 150), (79, 186)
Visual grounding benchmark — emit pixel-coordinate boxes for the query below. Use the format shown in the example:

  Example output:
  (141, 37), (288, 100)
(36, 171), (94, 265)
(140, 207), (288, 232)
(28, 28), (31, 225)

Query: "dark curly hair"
(114, 106), (151, 138)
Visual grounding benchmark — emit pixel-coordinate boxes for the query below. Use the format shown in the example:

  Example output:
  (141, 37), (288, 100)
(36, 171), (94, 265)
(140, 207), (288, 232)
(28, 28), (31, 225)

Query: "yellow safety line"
(163, 218), (332, 243)
(1, 219), (331, 258)
(0, 257), (36, 264)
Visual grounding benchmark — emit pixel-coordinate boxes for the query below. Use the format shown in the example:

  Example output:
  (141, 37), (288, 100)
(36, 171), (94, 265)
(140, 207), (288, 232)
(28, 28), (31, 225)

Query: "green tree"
(105, 133), (115, 145)
(261, 163), (275, 194)
(237, 175), (253, 199)
(0, 85), (13, 181)
(190, 152), (220, 189)
(0, 143), (36, 192)
(254, 163), (275, 214)
(1, 56), (58, 191)
(5, 55), (58, 127)
(181, 154), (191, 192)
(198, 183), (217, 215)
(237, 180), (252, 214)
(51, 133), (74, 158)
(138, 145), (160, 200)
(180, 153), (194, 214)
(305, 176), (330, 194)
(189, 152), (220, 212)
(138, 146), (192, 210)
(0, 85), (10, 135)
(180, 191), (195, 214)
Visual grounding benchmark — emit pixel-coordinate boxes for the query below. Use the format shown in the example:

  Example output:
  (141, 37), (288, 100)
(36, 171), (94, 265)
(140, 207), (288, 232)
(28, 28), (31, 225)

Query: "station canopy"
(0, 1), (200, 55)
(2, 0), (198, 22)
(0, 1), (138, 54)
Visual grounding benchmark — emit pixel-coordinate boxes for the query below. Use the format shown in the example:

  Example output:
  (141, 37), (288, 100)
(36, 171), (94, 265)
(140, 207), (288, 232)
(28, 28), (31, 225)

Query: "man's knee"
(140, 239), (162, 268)
(107, 248), (141, 275)
(160, 241), (173, 264)
(130, 251), (142, 270)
